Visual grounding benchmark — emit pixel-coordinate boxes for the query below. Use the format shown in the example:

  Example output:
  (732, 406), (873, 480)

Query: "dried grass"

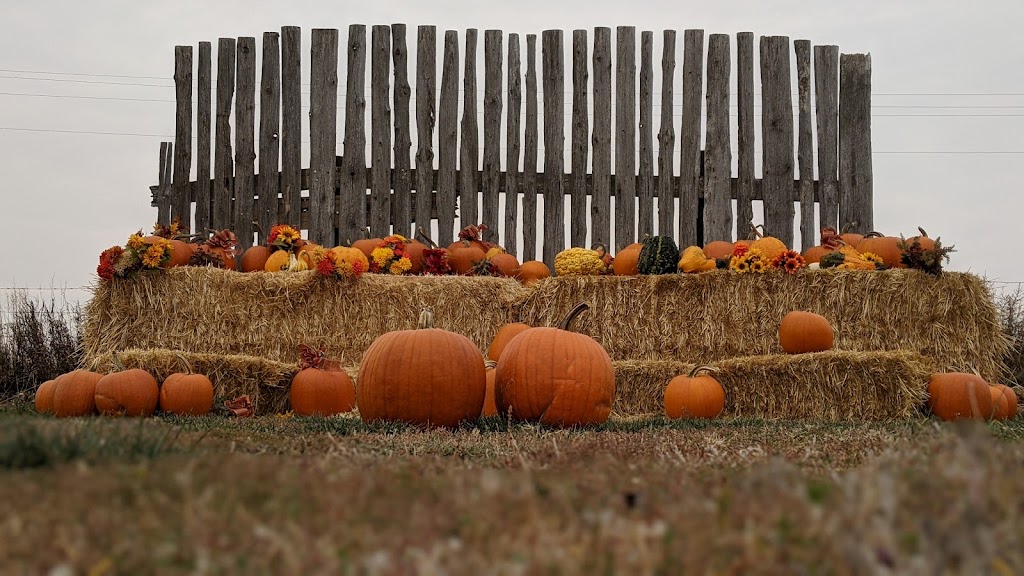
(613, 350), (933, 421)
(520, 270), (1008, 380)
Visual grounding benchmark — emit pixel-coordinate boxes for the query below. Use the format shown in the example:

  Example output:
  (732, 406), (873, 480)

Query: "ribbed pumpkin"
(94, 357), (159, 417)
(990, 384), (1019, 421)
(703, 241), (735, 260)
(637, 236), (679, 275)
(290, 346), (355, 416)
(488, 323), (532, 361)
(857, 232), (904, 268)
(52, 370), (103, 417)
(612, 244), (642, 276)
(749, 225), (787, 262)
(519, 260), (551, 285)
(241, 245), (273, 272)
(357, 309), (485, 428)
(664, 366), (725, 419)
(927, 372), (993, 421)
(160, 355), (215, 416)
(495, 303), (615, 427)
(489, 253), (521, 278)
(779, 311), (834, 354)
(35, 379), (56, 414)
(482, 359), (499, 417)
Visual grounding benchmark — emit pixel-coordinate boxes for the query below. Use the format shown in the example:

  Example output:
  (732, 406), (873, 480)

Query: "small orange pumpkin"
(35, 379), (57, 414)
(488, 323), (532, 361)
(664, 366), (725, 419)
(329, 246), (370, 272)
(703, 240), (735, 260)
(94, 356), (159, 417)
(241, 245), (273, 272)
(906, 227), (937, 251)
(52, 370), (103, 418)
(352, 236), (383, 259)
(749, 224), (787, 262)
(857, 232), (904, 269)
(160, 355), (215, 416)
(448, 245), (486, 275)
(290, 346), (355, 416)
(489, 253), (522, 278)
(779, 311), (834, 354)
(928, 372), (993, 421)
(802, 227), (841, 265)
(612, 245), (642, 276)
(519, 260), (552, 285)
(264, 249), (292, 272)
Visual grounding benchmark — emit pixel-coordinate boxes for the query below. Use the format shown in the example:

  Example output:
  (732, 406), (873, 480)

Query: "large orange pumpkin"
(404, 238), (428, 274)
(357, 309), (486, 428)
(488, 323), (532, 361)
(52, 370), (103, 418)
(241, 245), (273, 272)
(494, 303), (615, 427)
(779, 311), (834, 354)
(802, 227), (841, 265)
(352, 237), (383, 259)
(519, 260), (551, 285)
(329, 246), (370, 272)
(664, 366), (725, 419)
(94, 359), (159, 417)
(857, 232), (904, 269)
(35, 379), (56, 414)
(160, 355), (215, 416)
(290, 347), (355, 417)
(749, 225), (788, 262)
(927, 372), (993, 421)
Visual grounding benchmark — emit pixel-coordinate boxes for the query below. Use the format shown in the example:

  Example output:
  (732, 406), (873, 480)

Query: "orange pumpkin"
(488, 323), (532, 361)
(489, 253), (522, 278)
(448, 245), (486, 275)
(857, 232), (904, 268)
(495, 303), (615, 427)
(160, 355), (215, 416)
(482, 359), (499, 417)
(928, 372), (993, 421)
(906, 227), (937, 251)
(518, 260), (552, 285)
(405, 238), (428, 274)
(352, 237), (383, 259)
(612, 245), (642, 276)
(664, 366), (725, 419)
(329, 246), (370, 272)
(802, 227), (841, 265)
(52, 370), (103, 418)
(836, 223), (865, 248)
(35, 379), (56, 414)
(703, 241), (735, 260)
(991, 384), (1019, 421)
(143, 236), (193, 268)
(749, 225), (787, 262)
(241, 245), (273, 272)
(264, 249), (293, 272)
(779, 311), (834, 354)
(357, 309), (485, 428)
(290, 347), (355, 417)
(94, 358), (159, 417)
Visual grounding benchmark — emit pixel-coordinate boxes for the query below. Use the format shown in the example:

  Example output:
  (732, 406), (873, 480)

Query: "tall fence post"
(233, 37), (257, 252)
(760, 35), (794, 247)
(839, 53), (873, 234)
(541, 30), (565, 268)
(172, 45), (193, 231)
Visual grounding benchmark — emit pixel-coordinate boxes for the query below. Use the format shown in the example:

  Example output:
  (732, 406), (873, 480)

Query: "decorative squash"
(35, 379), (56, 414)
(495, 303), (615, 427)
(94, 356), (159, 417)
(749, 225), (788, 262)
(357, 308), (486, 428)
(591, 243), (613, 267)
(290, 345), (355, 416)
(857, 232), (904, 268)
(489, 253), (521, 278)
(779, 311), (834, 354)
(482, 359), (499, 417)
(990, 384), (1019, 421)
(488, 323), (532, 361)
(637, 236), (679, 275)
(927, 372), (993, 421)
(241, 245), (273, 272)
(664, 366), (725, 419)
(554, 247), (606, 276)
(678, 246), (717, 273)
(703, 241), (735, 260)
(612, 244), (642, 276)
(264, 249), (292, 272)
(52, 370), (103, 418)
(519, 260), (551, 285)
(160, 355), (215, 416)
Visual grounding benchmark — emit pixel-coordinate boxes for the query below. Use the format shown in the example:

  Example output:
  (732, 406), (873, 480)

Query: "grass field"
(2, 405), (1023, 575)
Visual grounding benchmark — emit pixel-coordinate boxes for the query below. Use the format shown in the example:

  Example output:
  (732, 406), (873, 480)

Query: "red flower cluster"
(732, 244), (750, 258)
(771, 250), (806, 275)
(97, 246), (124, 281)
(421, 248), (451, 275)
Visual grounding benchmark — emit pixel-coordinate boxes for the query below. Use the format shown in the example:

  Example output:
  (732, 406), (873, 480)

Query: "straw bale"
(612, 350), (933, 420)
(83, 268), (528, 367)
(520, 271), (1007, 380)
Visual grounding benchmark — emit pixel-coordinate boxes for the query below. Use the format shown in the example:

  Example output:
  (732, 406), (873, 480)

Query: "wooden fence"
(151, 25), (873, 266)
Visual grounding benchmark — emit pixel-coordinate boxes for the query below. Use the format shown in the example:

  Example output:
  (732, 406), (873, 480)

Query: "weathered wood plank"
(795, 39), (815, 251)
(522, 34), (539, 261)
(815, 45), (840, 232)
(212, 38), (235, 231)
(678, 29), (704, 247)
(195, 42), (212, 234)
(614, 26), (636, 251)
(656, 30), (676, 237)
(437, 30), (459, 246)
(391, 24), (412, 237)
(415, 26), (437, 235)
(172, 45), (193, 231)
(310, 28), (340, 246)
(839, 53), (873, 234)
(542, 30), (564, 267)
(570, 29), (588, 248)
(504, 33), (522, 256)
(370, 25), (392, 237)
(736, 31), (755, 237)
(760, 35), (795, 246)
(591, 27), (612, 248)
(257, 32), (281, 245)
(339, 25), (366, 245)
(703, 33), (732, 243)
(280, 26), (302, 228)
(481, 29), (503, 244)
(233, 38), (256, 252)
(460, 29), (480, 230)
(638, 30), (654, 240)
(156, 142), (172, 226)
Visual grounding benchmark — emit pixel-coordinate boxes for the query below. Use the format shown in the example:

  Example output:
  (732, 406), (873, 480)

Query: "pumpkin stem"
(688, 365), (720, 378)
(745, 222), (761, 240)
(863, 231), (884, 239)
(839, 221), (859, 234)
(173, 352), (194, 375)
(417, 307), (435, 329)
(484, 359), (498, 370)
(558, 302), (590, 332)
(917, 227), (929, 238)
(417, 227), (439, 249)
(111, 352), (125, 372)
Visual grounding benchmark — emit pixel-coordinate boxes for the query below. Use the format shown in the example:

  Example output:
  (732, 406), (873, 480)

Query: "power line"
(0, 68), (167, 80)
(0, 91), (176, 103)
(0, 75), (172, 87)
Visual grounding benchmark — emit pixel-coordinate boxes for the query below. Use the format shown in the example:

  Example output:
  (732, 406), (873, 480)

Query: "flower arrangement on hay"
(97, 231), (173, 280)
(899, 228), (955, 276)
(370, 234), (415, 275)
(316, 246), (367, 280)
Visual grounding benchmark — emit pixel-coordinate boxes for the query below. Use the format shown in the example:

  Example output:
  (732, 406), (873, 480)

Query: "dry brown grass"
(2, 411), (1023, 574)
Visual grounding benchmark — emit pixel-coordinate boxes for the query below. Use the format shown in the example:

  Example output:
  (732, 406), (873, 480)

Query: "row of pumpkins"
(34, 305), (1014, 426)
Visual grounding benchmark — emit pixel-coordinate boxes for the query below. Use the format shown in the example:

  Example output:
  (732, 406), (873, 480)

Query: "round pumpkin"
(489, 253), (521, 278)
(482, 360), (499, 417)
(52, 370), (103, 418)
(95, 362), (159, 417)
(329, 246), (370, 272)
(857, 232), (904, 269)
(779, 311), (834, 354)
(488, 323), (532, 361)
(352, 237), (383, 259)
(703, 241), (735, 260)
(264, 249), (292, 272)
(612, 245), (642, 276)
(519, 260), (552, 285)
(494, 303), (615, 427)
(906, 227), (937, 251)
(241, 245), (273, 272)
(160, 355), (214, 416)
(750, 232), (787, 262)
(448, 245), (486, 275)
(991, 384), (1019, 421)
(664, 366), (725, 419)
(290, 368), (355, 417)
(404, 239), (428, 274)
(357, 309), (486, 428)
(928, 372), (993, 421)
(35, 379), (56, 414)
(143, 236), (193, 268)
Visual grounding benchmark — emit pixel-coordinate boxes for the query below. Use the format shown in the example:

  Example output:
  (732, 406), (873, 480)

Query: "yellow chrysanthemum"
(142, 245), (164, 268)
(310, 246), (329, 266)
(371, 247), (394, 267)
(395, 257), (412, 272)
(127, 233), (146, 250)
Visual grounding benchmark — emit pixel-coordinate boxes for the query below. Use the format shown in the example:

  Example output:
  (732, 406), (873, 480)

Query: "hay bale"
(521, 271), (1007, 380)
(612, 350), (933, 421)
(83, 268), (528, 367)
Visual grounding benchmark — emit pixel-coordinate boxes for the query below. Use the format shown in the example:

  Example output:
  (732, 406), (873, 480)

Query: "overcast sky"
(1, 0), (1022, 305)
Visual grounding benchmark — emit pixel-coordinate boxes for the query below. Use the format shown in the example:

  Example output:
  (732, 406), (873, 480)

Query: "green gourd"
(638, 236), (679, 274)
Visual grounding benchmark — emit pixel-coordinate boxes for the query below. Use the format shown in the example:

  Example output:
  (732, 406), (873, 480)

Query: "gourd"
(637, 236), (679, 275)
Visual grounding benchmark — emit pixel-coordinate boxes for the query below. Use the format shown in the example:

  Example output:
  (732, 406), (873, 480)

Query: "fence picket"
(415, 26), (437, 236)
(703, 33), (732, 243)
(392, 24), (413, 237)
(570, 29), (588, 248)
(257, 32), (280, 245)
(736, 32), (755, 237)
(212, 38), (235, 231)
(370, 25), (392, 237)
(656, 30), (676, 237)
(482, 30), (503, 244)
(614, 27), (636, 251)
(591, 27), (612, 248)
(460, 29), (479, 231)
(796, 40), (815, 251)
(504, 34), (522, 255)
(679, 30), (704, 247)
(839, 54), (873, 233)
(542, 30), (564, 267)
(437, 31), (459, 246)
(195, 42), (212, 234)
(815, 45), (840, 233)
(638, 30), (654, 240)
(233, 38), (256, 252)
(760, 35), (794, 246)
(172, 45), (193, 231)
(310, 28), (340, 246)
(280, 27), (302, 228)
(522, 34), (539, 261)
(339, 25), (366, 246)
